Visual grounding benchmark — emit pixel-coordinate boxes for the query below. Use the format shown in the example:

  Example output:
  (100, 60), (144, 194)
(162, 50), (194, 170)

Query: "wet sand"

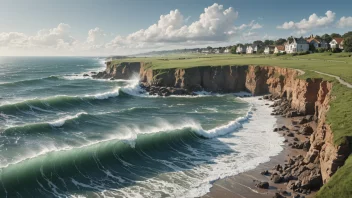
(202, 112), (315, 198)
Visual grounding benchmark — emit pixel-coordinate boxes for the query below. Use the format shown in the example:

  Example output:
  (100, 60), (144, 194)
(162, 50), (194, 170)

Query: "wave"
(0, 75), (60, 87)
(0, 88), (122, 114)
(2, 112), (88, 134)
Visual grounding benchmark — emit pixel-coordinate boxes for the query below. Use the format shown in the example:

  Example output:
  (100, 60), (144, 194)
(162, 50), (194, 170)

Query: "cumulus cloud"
(277, 11), (335, 32)
(106, 3), (261, 50)
(0, 23), (76, 50)
(0, 4), (263, 55)
(337, 16), (352, 28)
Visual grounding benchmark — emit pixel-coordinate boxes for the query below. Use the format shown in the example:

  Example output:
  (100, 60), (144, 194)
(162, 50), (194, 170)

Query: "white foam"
(88, 89), (120, 100)
(49, 112), (87, 127)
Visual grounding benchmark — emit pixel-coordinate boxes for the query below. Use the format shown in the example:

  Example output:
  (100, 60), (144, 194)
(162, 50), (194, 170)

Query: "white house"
(246, 45), (258, 54)
(264, 46), (275, 54)
(236, 45), (246, 54)
(274, 45), (285, 54)
(330, 38), (344, 49)
(214, 48), (220, 54)
(224, 47), (231, 53)
(306, 35), (329, 49)
(285, 37), (309, 53)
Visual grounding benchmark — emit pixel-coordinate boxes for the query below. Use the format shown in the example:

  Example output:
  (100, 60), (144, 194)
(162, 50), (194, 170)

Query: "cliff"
(96, 61), (350, 192)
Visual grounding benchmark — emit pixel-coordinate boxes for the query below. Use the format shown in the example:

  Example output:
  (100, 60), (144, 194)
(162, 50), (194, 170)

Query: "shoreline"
(202, 96), (316, 198)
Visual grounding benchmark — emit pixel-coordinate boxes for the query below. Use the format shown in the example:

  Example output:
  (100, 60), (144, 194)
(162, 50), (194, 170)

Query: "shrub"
(291, 53), (298, 56)
(282, 51), (287, 55)
(332, 48), (342, 53)
(318, 48), (326, 53)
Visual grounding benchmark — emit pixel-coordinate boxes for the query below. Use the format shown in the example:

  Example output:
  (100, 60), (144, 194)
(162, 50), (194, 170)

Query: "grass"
(112, 53), (352, 84)
(111, 52), (352, 197)
(316, 155), (352, 198)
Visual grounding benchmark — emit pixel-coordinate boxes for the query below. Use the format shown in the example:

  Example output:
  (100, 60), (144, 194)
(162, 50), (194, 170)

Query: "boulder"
(300, 125), (314, 135)
(260, 170), (270, 175)
(256, 181), (269, 189)
(273, 192), (285, 198)
(287, 132), (294, 137)
(298, 117), (309, 124)
(83, 73), (89, 77)
(271, 174), (282, 183)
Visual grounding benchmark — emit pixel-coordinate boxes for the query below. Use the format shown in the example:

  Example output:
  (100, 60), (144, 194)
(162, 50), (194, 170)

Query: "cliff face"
(100, 61), (349, 183)
(247, 66), (349, 184)
(140, 65), (248, 92)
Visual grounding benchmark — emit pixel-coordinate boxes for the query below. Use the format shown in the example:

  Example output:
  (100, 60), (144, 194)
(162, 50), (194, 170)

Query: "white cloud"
(0, 4), (263, 55)
(337, 16), (352, 28)
(106, 3), (255, 49)
(277, 11), (335, 32)
(87, 27), (106, 44)
(0, 23), (76, 50)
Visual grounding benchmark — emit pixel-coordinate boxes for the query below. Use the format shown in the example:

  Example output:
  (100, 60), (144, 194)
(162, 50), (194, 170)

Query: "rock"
(287, 132), (294, 137)
(286, 111), (299, 118)
(263, 95), (270, 99)
(260, 170), (270, 175)
(293, 194), (301, 198)
(271, 174), (282, 183)
(305, 115), (313, 122)
(281, 125), (289, 130)
(83, 74), (89, 77)
(256, 181), (269, 189)
(273, 192), (285, 198)
(110, 77), (115, 80)
(298, 117), (309, 124)
(258, 98), (263, 100)
(293, 137), (299, 141)
(90, 71), (97, 74)
(302, 141), (311, 151)
(300, 125), (314, 135)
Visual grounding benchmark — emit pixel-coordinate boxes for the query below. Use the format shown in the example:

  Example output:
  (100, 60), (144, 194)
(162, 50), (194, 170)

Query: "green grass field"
(112, 53), (352, 197)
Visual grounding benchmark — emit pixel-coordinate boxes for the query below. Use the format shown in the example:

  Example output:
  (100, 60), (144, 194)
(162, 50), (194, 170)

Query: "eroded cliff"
(97, 61), (350, 189)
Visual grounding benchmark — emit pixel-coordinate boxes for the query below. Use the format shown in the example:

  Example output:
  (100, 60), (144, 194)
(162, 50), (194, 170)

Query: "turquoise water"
(0, 57), (283, 197)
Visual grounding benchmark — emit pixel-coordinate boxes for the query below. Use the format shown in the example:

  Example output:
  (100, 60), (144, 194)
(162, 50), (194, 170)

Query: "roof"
(306, 34), (326, 44)
(275, 45), (285, 51)
(333, 38), (344, 44)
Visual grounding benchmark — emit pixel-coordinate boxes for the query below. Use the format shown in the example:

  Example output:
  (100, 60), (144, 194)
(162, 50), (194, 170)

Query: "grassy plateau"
(112, 52), (352, 197)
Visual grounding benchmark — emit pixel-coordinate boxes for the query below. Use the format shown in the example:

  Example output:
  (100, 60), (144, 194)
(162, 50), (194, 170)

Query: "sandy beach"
(202, 100), (316, 198)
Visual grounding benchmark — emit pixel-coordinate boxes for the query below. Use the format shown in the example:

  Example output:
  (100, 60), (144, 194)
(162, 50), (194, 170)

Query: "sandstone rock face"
(92, 62), (142, 79)
(98, 61), (350, 184)
(139, 66), (248, 92)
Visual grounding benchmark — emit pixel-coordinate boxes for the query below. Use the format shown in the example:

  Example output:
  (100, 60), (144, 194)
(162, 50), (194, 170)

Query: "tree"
(331, 33), (342, 38)
(321, 34), (332, 43)
(309, 43), (316, 52)
(343, 37), (352, 52)
(287, 37), (293, 43)
(231, 46), (237, 54)
(343, 31), (352, 39)
(275, 38), (286, 45)
(206, 46), (212, 50)
(264, 40), (275, 46)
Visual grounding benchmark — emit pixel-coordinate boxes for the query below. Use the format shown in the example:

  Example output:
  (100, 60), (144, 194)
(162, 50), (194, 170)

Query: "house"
(213, 48), (220, 54)
(224, 47), (231, 53)
(284, 37), (309, 53)
(246, 45), (258, 54)
(236, 45), (246, 54)
(264, 46), (275, 54)
(274, 45), (285, 54)
(330, 38), (344, 49)
(306, 35), (329, 49)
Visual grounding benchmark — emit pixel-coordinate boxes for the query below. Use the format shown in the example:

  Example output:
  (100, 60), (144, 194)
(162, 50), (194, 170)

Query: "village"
(189, 33), (350, 55)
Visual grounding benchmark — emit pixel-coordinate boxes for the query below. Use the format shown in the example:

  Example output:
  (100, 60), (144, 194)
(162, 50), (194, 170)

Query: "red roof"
(333, 38), (344, 44)
(276, 45), (285, 51)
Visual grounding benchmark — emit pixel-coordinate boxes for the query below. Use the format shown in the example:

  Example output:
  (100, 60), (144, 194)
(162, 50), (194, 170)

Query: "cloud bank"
(0, 3), (264, 55)
(277, 11), (336, 34)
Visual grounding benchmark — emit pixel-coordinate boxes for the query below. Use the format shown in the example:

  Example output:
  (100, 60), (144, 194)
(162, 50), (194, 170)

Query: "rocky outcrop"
(92, 62), (142, 79)
(97, 61), (350, 187)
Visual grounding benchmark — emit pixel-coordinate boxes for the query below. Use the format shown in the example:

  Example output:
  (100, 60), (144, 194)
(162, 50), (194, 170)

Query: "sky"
(0, 0), (352, 56)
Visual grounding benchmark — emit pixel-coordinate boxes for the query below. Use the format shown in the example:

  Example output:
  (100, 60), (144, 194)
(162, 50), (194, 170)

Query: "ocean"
(0, 57), (283, 197)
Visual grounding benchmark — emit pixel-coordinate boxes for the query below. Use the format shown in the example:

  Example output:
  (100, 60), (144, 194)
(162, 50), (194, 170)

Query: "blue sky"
(1, 0), (351, 56)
